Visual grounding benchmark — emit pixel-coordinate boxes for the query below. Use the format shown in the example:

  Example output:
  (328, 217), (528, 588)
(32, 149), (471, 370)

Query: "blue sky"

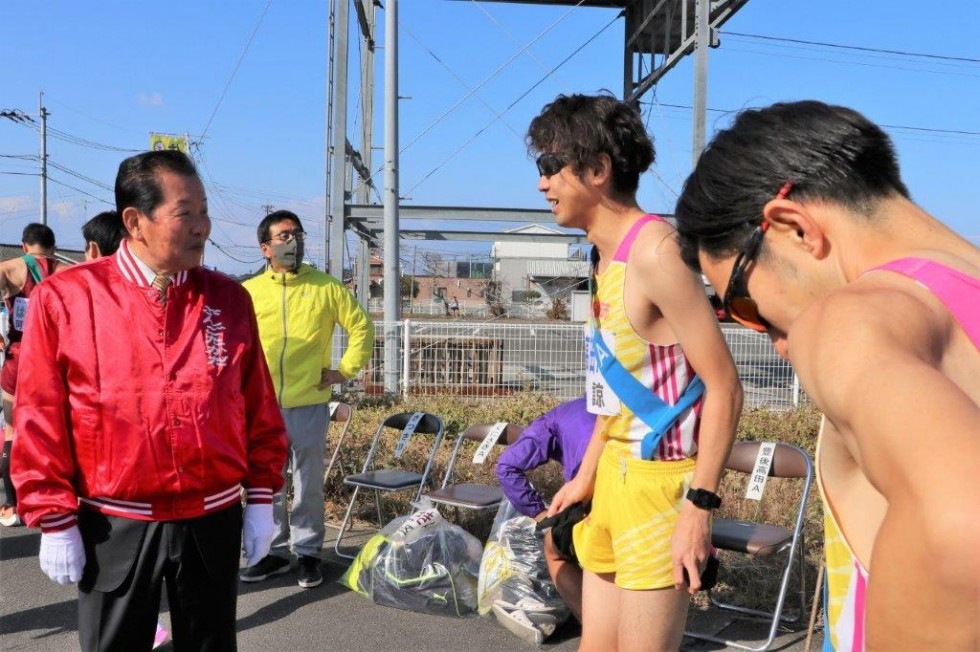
(2, 1), (977, 275)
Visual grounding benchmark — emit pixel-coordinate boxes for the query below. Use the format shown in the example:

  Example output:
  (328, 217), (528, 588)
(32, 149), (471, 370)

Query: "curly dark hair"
(526, 92), (655, 197)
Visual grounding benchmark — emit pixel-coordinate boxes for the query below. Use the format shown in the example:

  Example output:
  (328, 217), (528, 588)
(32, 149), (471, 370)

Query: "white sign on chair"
(472, 422), (508, 464)
(395, 412), (426, 458)
(745, 441), (776, 501)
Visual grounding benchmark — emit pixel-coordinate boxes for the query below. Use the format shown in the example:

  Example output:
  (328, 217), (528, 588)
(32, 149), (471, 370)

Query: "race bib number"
(584, 325), (621, 416)
(745, 442), (777, 501)
(12, 297), (28, 331)
(394, 412), (425, 458)
(472, 422), (507, 464)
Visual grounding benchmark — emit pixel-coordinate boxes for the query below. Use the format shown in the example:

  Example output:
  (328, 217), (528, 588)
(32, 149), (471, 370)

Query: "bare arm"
(791, 289), (980, 650)
(640, 229), (743, 591)
(547, 414), (606, 516)
(0, 259), (16, 298)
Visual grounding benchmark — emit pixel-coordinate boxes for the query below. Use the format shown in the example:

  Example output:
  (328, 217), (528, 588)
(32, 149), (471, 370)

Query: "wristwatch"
(686, 487), (722, 511)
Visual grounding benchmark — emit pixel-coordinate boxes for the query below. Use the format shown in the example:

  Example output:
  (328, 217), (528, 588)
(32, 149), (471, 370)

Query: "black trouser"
(0, 440), (14, 506)
(77, 504), (242, 652)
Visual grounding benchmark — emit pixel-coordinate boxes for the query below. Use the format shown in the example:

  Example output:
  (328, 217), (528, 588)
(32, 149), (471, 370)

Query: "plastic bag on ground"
(477, 499), (570, 642)
(340, 499), (484, 617)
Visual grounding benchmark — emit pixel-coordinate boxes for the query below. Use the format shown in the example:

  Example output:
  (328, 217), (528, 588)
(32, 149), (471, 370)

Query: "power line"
(47, 176), (113, 206)
(47, 161), (114, 192)
(647, 101), (980, 137)
(405, 9), (624, 196)
(199, 0), (273, 141)
(721, 45), (979, 79)
(207, 237), (264, 265)
(721, 30), (980, 64)
(352, 0), (590, 197)
(3, 109), (141, 152)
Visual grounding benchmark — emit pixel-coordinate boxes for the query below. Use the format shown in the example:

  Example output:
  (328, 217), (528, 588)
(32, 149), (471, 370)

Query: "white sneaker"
(0, 507), (21, 527)
(492, 599), (560, 645)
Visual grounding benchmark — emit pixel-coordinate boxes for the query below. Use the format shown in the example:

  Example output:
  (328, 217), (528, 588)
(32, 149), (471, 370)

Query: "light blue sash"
(591, 322), (704, 459)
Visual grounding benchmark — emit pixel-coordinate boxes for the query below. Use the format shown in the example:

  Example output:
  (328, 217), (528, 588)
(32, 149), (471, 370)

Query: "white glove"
(242, 503), (275, 567)
(39, 525), (86, 585)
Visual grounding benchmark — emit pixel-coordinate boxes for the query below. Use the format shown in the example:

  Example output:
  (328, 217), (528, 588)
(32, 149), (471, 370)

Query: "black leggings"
(0, 440), (14, 506)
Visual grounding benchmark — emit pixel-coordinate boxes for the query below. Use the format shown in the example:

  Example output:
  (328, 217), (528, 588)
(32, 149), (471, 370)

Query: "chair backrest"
(330, 401), (353, 424)
(382, 411), (443, 435)
(458, 422), (524, 445)
(358, 411), (446, 474)
(726, 441), (811, 479)
(720, 440), (814, 538)
(441, 422), (524, 488)
(325, 402), (355, 483)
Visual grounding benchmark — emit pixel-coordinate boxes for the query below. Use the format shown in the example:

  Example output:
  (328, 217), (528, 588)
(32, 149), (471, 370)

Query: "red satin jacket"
(12, 246), (287, 532)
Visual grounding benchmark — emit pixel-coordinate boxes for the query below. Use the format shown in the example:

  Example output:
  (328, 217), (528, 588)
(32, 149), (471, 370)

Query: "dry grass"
(323, 393), (824, 611)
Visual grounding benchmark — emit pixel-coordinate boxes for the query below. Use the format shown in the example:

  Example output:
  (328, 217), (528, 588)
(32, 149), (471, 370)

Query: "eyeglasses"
(536, 153), (566, 178)
(721, 181), (794, 333)
(265, 230), (305, 244)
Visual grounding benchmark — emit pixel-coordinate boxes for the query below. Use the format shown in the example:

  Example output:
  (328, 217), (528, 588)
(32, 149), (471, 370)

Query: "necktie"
(152, 274), (172, 305)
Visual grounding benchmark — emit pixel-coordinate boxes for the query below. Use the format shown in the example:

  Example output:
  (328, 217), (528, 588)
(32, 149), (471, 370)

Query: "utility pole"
(691, 0), (710, 165)
(261, 203), (274, 215)
(39, 92), (49, 226)
(382, 0), (400, 394)
(328, 0), (350, 279)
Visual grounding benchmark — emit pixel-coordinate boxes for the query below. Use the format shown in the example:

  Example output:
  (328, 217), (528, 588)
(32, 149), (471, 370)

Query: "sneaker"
(152, 622), (170, 649)
(0, 505), (21, 527)
(492, 604), (552, 645)
(239, 555), (291, 583)
(297, 556), (323, 589)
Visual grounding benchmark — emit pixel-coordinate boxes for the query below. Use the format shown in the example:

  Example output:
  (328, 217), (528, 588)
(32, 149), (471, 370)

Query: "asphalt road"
(1, 524), (820, 651)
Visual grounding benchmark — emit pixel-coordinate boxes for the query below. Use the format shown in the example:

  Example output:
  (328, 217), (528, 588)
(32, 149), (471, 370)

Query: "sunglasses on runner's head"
(536, 153), (566, 178)
(722, 181), (794, 333)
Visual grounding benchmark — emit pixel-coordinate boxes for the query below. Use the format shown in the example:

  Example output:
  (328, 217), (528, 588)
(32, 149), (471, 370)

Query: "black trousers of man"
(77, 504), (242, 652)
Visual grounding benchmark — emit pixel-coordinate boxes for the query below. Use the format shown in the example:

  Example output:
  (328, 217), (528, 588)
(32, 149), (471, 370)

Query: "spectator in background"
(12, 150), (287, 650)
(242, 210), (374, 589)
(81, 210), (127, 259)
(0, 223), (68, 527)
(450, 296), (460, 318)
(496, 397), (595, 621)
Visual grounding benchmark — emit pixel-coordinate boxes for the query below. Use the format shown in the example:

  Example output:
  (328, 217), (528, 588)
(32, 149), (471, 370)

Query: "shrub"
(324, 394), (824, 610)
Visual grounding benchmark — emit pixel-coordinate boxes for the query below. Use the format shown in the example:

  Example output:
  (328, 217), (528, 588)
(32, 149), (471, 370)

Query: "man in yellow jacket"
(241, 210), (374, 589)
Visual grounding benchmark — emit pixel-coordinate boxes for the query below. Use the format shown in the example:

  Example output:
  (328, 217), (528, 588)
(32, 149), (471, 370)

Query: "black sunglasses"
(722, 222), (771, 332)
(721, 181), (794, 332)
(536, 153), (566, 178)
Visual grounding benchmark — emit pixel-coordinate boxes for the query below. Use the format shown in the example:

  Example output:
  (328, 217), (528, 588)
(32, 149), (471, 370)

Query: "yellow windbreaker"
(243, 264), (374, 409)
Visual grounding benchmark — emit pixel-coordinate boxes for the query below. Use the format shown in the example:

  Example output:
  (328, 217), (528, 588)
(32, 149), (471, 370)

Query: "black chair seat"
(344, 469), (423, 491)
(427, 484), (503, 509)
(712, 518), (792, 557)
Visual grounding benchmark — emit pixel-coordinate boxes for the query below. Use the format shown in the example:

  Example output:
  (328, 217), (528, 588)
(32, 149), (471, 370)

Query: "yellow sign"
(149, 133), (189, 154)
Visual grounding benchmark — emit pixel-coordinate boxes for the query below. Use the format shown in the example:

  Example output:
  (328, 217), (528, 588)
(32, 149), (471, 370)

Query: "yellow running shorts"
(572, 446), (695, 590)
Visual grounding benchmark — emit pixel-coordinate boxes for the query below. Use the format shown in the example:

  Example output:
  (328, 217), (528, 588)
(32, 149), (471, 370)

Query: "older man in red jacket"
(12, 150), (287, 651)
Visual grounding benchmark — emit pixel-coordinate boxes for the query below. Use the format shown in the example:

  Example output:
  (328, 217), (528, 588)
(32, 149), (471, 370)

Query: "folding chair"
(323, 401), (354, 486)
(685, 441), (814, 652)
(425, 422), (524, 512)
(333, 411), (445, 559)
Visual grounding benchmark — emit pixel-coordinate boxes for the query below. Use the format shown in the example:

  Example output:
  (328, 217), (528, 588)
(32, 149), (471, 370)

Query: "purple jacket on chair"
(495, 397), (596, 518)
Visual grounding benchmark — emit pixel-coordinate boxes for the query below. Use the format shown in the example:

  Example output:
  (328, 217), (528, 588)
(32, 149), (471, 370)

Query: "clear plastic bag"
(340, 500), (484, 617)
(477, 499), (570, 642)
